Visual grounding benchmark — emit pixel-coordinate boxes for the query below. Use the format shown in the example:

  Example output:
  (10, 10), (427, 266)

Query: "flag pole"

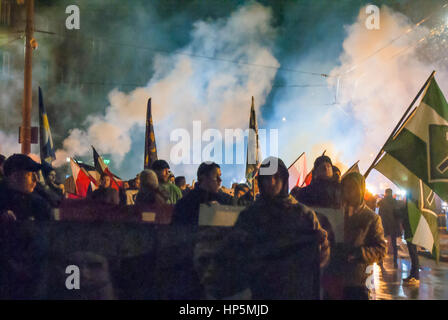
(287, 152), (305, 170)
(364, 70), (436, 178)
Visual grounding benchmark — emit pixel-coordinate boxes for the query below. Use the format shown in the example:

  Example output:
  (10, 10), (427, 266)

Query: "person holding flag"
(293, 155), (341, 209)
(366, 71), (446, 284)
(92, 146), (122, 191)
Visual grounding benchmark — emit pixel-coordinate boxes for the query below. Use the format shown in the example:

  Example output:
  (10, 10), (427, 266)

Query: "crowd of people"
(0, 152), (419, 299)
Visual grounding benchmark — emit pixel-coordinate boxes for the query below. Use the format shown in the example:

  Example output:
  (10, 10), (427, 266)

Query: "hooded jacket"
(325, 172), (386, 292)
(293, 157), (341, 209)
(229, 157), (330, 299)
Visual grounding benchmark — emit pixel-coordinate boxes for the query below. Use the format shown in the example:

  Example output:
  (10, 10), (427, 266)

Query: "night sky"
(1, 0), (447, 190)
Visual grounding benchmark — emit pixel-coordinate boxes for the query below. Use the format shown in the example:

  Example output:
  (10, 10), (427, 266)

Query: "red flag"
(92, 146), (122, 191)
(301, 171), (313, 187)
(70, 158), (98, 198)
(288, 152), (307, 191)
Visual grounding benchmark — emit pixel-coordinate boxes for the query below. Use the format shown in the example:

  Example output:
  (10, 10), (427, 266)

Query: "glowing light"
(66, 157), (70, 162)
(366, 183), (377, 194)
(282, 117), (286, 122)
(373, 262), (380, 290)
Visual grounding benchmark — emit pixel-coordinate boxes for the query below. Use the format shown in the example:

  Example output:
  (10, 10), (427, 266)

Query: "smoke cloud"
(2, 1), (448, 192)
(271, 4), (448, 192)
(53, 2), (279, 183)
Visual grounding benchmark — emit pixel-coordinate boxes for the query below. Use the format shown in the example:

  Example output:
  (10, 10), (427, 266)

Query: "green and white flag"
(373, 76), (447, 261)
(383, 78), (448, 200)
(375, 153), (439, 261)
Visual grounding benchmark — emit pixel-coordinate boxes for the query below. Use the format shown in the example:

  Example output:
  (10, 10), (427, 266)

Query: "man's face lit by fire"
(315, 162), (333, 180)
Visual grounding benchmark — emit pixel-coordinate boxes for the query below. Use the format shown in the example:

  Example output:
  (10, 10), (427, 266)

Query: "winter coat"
(88, 187), (120, 206)
(227, 157), (330, 299)
(0, 182), (52, 221)
(172, 185), (233, 225)
(230, 194), (330, 299)
(159, 182), (183, 205)
(378, 196), (402, 237)
(293, 179), (341, 209)
(323, 172), (386, 296)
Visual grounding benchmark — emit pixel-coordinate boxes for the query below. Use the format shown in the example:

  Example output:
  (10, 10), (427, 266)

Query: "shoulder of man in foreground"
(235, 195), (321, 229)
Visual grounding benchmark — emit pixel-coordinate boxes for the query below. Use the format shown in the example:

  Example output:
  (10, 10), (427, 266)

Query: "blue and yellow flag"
(39, 87), (56, 165)
(144, 98), (158, 169)
(246, 96), (261, 188)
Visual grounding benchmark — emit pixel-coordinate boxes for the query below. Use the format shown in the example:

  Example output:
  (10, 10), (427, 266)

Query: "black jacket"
(88, 187), (120, 206)
(172, 185), (233, 225)
(226, 157), (330, 299)
(293, 179), (341, 209)
(0, 182), (52, 221)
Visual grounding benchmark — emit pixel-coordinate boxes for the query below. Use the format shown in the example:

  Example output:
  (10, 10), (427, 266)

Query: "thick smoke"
(330, 5), (448, 191)
(55, 2), (279, 183)
(2, 1), (448, 192)
(271, 4), (448, 192)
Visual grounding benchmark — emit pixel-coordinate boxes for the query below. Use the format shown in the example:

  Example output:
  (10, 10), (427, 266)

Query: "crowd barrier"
(0, 218), (321, 300)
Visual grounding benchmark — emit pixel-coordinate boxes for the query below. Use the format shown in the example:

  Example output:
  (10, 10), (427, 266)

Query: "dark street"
(375, 233), (448, 300)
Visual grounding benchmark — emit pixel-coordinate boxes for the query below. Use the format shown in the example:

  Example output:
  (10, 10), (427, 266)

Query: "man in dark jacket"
(292, 155), (341, 209)
(0, 154), (52, 221)
(34, 165), (65, 208)
(172, 162), (232, 225)
(0, 154), (52, 298)
(396, 197), (420, 285)
(378, 188), (401, 268)
(326, 172), (386, 300)
(88, 173), (119, 205)
(228, 157), (330, 299)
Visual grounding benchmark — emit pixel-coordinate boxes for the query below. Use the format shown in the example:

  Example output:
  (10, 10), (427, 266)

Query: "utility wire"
(33, 29), (331, 77)
(333, 2), (448, 77)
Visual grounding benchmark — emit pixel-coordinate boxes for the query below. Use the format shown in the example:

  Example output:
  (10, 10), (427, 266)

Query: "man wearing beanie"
(292, 155), (341, 209)
(151, 159), (182, 205)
